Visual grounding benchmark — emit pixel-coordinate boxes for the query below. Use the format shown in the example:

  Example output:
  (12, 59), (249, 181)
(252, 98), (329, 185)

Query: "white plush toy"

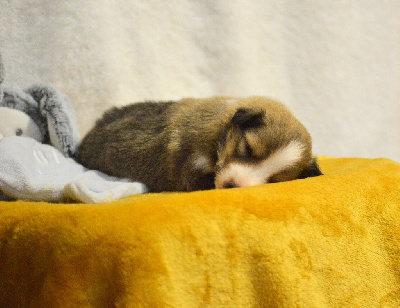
(0, 107), (42, 141)
(0, 53), (147, 203)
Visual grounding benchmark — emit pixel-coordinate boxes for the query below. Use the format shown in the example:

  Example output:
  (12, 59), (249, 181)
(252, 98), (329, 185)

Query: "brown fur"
(77, 97), (321, 192)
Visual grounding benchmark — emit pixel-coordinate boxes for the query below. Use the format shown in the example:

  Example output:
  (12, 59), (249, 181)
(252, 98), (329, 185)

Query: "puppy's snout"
(222, 181), (238, 189)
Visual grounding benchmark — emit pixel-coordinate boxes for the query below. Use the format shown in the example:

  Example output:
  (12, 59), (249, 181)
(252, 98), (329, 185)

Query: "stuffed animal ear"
(298, 158), (323, 179)
(231, 108), (264, 129)
(26, 85), (80, 157)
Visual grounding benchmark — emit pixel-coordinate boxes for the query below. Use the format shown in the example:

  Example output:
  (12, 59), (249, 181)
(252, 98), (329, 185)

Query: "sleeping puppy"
(77, 97), (322, 192)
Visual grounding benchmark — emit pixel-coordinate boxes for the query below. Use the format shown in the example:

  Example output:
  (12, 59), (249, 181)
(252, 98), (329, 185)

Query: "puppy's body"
(77, 97), (322, 192)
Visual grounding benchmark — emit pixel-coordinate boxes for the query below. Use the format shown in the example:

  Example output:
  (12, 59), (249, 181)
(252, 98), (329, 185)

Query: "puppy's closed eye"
(245, 143), (252, 159)
(236, 139), (254, 160)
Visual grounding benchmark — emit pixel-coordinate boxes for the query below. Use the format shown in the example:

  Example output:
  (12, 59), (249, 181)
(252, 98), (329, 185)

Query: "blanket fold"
(1, 157), (400, 307)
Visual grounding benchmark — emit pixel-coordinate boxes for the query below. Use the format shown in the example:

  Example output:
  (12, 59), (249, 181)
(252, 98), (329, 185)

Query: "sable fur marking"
(231, 108), (264, 129)
(77, 97), (322, 192)
(298, 158), (323, 179)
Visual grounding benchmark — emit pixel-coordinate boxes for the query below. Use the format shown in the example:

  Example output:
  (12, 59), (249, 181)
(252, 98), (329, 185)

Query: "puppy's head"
(215, 98), (322, 189)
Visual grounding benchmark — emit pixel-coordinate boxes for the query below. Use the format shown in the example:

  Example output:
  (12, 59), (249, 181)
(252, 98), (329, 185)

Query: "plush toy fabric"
(0, 52), (80, 156)
(0, 85), (80, 157)
(0, 157), (399, 306)
(0, 53), (147, 202)
(0, 137), (147, 203)
(0, 107), (43, 141)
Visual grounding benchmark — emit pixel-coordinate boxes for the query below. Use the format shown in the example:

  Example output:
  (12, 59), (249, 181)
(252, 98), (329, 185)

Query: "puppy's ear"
(231, 108), (264, 129)
(298, 158), (323, 179)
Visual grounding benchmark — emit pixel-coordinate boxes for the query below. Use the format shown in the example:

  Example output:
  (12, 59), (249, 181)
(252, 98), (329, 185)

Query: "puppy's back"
(77, 102), (174, 191)
(93, 102), (173, 131)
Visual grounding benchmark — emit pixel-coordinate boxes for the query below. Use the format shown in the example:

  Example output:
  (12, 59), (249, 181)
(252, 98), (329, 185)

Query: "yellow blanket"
(1, 157), (400, 307)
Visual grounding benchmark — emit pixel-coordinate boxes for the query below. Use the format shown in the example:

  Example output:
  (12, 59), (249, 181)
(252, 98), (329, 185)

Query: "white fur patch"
(215, 141), (305, 188)
(192, 153), (213, 173)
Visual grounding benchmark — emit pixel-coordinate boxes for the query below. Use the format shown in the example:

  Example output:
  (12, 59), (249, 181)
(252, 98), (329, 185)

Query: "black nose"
(223, 181), (238, 189)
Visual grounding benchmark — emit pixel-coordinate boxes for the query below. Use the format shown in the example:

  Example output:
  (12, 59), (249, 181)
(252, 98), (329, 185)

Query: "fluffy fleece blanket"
(1, 157), (400, 307)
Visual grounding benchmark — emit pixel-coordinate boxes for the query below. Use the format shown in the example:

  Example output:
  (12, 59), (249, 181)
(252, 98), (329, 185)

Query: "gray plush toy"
(0, 52), (80, 156)
(0, 53), (147, 202)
